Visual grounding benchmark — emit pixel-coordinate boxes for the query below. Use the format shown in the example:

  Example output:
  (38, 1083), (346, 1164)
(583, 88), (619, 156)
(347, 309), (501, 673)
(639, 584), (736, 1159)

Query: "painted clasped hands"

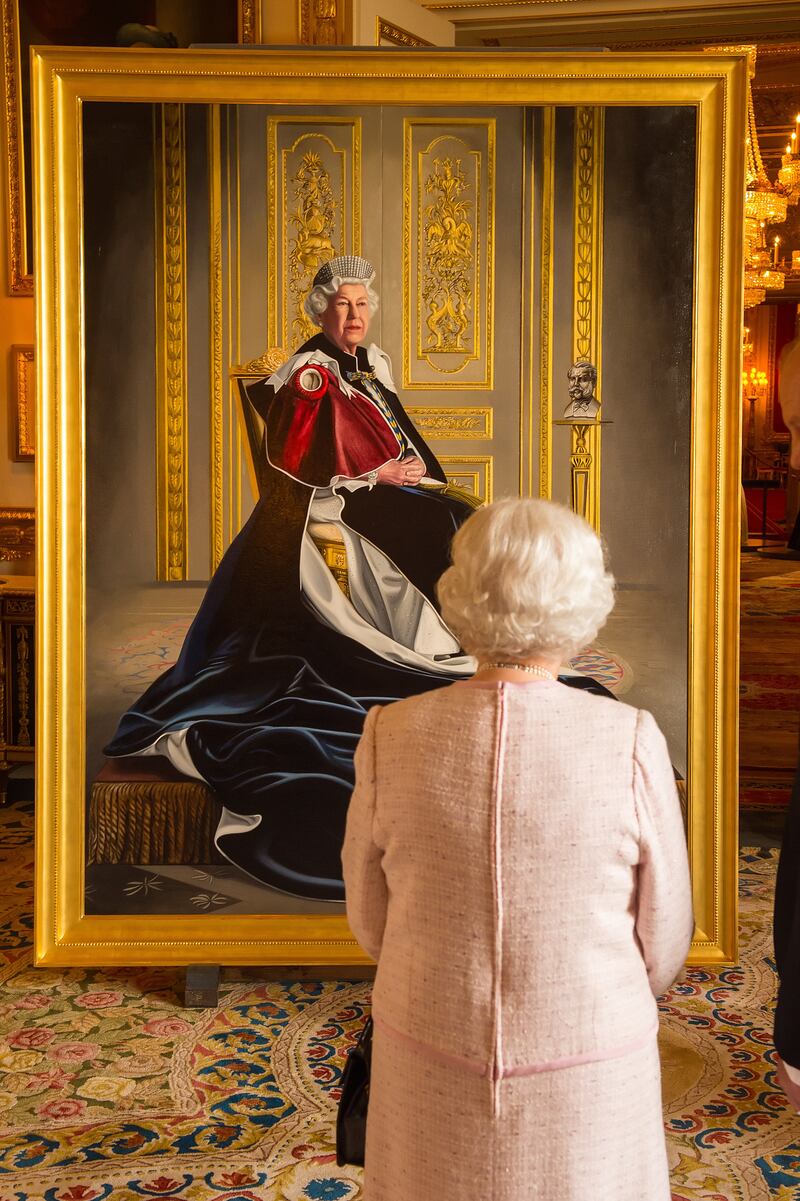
(376, 455), (426, 486)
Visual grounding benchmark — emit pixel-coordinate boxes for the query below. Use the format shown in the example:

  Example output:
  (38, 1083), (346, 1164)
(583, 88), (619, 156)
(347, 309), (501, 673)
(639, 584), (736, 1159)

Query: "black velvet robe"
(104, 334), (610, 900)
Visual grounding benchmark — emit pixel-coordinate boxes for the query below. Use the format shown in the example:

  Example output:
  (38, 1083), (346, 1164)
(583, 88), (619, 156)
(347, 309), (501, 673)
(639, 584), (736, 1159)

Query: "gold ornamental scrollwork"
(406, 406), (493, 440)
(574, 106), (604, 367)
(422, 157), (475, 354)
(231, 348), (290, 377)
(289, 151), (338, 346)
(538, 108), (556, 499)
(154, 104), (188, 582)
(14, 624), (30, 746)
(268, 120), (361, 354)
(571, 107), (604, 533)
(404, 120), (494, 390)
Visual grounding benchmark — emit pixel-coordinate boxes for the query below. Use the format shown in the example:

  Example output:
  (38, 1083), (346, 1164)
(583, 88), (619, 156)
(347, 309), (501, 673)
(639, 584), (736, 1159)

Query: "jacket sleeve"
(342, 705), (388, 962)
(632, 708), (695, 998)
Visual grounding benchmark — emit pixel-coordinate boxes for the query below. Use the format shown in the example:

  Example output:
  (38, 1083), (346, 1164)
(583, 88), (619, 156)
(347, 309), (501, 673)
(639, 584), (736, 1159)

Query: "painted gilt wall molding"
(538, 107), (555, 499)
(267, 118), (361, 354)
(439, 454), (494, 502)
(154, 104), (188, 582)
(406, 406), (493, 439)
(571, 105), (604, 532)
(403, 118), (495, 390)
(208, 107), (225, 573)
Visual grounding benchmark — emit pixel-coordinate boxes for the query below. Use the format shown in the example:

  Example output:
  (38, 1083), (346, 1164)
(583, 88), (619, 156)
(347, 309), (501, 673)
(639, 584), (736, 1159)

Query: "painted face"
(567, 367), (595, 401)
(319, 283), (371, 354)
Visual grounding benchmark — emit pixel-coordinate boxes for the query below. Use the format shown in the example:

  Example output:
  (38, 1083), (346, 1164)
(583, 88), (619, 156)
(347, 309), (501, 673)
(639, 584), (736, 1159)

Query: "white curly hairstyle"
(304, 276), (380, 326)
(437, 497), (615, 662)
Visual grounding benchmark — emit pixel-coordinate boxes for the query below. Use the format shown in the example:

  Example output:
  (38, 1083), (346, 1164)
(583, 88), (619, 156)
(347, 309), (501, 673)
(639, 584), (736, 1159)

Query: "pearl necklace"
(476, 661), (556, 680)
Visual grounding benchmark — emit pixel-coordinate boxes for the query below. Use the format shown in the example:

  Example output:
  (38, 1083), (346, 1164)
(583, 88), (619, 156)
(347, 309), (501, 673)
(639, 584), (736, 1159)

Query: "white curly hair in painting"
(304, 253), (380, 324)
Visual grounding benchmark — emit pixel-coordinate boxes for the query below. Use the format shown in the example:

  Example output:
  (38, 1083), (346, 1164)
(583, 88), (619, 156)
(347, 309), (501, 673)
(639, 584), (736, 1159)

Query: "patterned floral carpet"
(0, 798), (797, 1200)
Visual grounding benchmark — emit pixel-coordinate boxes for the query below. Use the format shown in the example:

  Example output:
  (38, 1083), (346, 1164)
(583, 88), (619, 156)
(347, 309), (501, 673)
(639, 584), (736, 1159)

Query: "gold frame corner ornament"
(32, 46), (746, 967)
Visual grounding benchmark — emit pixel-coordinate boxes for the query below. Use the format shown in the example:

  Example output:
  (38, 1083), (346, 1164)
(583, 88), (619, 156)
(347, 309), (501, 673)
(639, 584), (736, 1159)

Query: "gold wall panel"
(153, 103), (188, 582)
(267, 118), (361, 355)
(208, 106), (225, 572)
(403, 118), (495, 390)
(538, 108), (556, 499)
(406, 405), (493, 440)
(439, 455), (493, 503)
(571, 106), (604, 532)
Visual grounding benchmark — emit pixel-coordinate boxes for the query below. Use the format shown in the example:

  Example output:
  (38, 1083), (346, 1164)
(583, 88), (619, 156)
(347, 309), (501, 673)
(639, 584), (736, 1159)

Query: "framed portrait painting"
(33, 46), (745, 966)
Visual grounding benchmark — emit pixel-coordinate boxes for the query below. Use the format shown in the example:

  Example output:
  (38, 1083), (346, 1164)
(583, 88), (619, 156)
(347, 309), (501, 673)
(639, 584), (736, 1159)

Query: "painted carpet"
(0, 799), (796, 1199)
(109, 618), (632, 698)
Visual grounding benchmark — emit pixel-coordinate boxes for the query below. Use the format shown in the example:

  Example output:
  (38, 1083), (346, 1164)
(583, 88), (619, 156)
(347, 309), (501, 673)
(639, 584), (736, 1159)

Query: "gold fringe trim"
(88, 780), (223, 865)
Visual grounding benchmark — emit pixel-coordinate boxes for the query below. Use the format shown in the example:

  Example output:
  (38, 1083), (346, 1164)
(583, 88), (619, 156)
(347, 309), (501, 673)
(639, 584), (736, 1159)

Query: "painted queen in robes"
(105, 254), (609, 899)
(104, 256), (481, 899)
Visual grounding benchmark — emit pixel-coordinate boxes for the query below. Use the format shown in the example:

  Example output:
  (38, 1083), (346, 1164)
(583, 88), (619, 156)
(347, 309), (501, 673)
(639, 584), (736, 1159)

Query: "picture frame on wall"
(10, 343), (33, 460)
(0, 0), (245, 295)
(33, 45), (746, 968)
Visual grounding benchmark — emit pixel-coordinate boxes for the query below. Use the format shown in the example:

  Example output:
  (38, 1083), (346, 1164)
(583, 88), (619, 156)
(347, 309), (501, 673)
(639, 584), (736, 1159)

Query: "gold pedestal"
(554, 419), (611, 533)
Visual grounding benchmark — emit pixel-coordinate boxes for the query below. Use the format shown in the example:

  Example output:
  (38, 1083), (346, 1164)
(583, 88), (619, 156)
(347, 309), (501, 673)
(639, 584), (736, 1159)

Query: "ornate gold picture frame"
(10, 343), (33, 459)
(33, 46), (746, 967)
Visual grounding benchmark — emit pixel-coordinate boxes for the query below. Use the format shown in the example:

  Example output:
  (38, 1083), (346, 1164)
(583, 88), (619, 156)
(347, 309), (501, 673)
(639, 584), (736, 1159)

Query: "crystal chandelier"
(778, 116), (800, 204)
(745, 87), (789, 226)
(744, 222), (785, 307)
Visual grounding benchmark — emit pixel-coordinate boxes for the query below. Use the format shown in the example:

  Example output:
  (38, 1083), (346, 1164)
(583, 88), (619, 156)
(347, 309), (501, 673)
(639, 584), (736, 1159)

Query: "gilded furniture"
(0, 575), (34, 802)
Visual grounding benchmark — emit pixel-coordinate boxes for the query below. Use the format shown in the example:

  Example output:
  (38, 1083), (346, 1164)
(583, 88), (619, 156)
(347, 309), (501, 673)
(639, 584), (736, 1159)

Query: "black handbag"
(336, 1016), (373, 1166)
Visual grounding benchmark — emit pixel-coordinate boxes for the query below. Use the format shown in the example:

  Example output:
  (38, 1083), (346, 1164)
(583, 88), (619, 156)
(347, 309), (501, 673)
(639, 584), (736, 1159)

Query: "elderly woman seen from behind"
(342, 497), (694, 1201)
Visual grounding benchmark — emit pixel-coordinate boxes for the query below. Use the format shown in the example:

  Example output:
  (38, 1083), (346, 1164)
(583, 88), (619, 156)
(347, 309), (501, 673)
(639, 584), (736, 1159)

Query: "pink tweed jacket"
(342, 678), (694, 1080)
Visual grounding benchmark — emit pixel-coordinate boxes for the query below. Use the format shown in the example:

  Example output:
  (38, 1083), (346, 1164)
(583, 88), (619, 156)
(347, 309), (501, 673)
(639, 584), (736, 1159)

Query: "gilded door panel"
(266, 117), (362, 353)
(402, 117), (494, 390)
(381, 108), (525, 505)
